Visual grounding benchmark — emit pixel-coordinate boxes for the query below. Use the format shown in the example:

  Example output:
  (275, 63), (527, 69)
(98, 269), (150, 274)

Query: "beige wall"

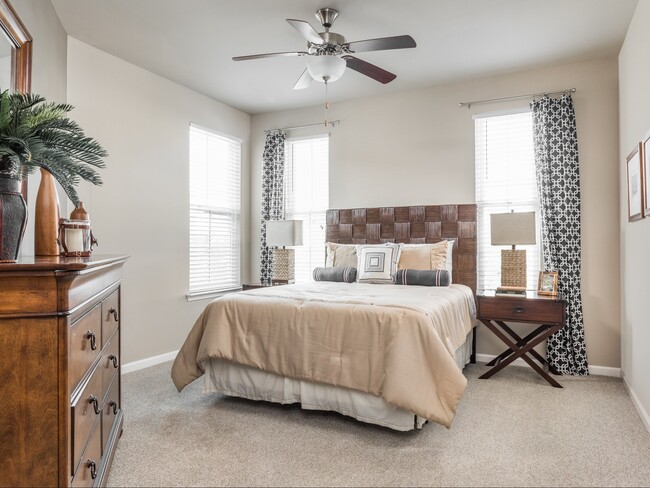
(6, 0), (625, 371)
(12, 0), (68, 254)
(67, 38), (251, 364)
(251, 57), (620, 368)
(619, 0), (650, 424)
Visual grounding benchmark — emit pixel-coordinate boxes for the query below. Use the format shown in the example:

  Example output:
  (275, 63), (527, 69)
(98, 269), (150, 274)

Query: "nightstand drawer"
(478, 296), (565, 325)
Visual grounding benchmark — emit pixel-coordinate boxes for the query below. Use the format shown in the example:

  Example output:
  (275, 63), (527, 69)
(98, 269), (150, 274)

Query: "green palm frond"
(0, 90), (107, 205)
(33, 159), (81, 205)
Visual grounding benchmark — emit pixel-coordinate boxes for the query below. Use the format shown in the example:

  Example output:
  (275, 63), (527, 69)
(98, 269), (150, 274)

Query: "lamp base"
(272, 248), (295, 284)
(501, 249), (527, 288)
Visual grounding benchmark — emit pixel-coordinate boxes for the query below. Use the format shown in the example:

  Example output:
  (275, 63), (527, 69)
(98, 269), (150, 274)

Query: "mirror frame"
(0, 0), (32, 197)
(0, 0), (31, 93)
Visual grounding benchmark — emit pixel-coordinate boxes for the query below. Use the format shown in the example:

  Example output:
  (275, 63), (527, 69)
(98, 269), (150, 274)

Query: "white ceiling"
(51, 0), (638, 114)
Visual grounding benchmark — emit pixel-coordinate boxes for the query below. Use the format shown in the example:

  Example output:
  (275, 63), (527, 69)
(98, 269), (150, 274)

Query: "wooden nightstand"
(477, 291), (567, 388)
(241, 282), (287, 291)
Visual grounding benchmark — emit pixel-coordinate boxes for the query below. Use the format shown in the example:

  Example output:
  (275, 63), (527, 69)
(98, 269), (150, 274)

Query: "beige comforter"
(172, 282), (476, 428)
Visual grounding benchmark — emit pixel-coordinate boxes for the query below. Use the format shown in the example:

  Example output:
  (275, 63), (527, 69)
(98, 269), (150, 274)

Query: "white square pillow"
(356, 243), (401, 284)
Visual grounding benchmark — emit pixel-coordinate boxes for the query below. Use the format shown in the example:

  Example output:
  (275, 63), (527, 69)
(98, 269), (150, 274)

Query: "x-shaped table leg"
(485, 321), (548, 367)
(479, 319), (563, 388)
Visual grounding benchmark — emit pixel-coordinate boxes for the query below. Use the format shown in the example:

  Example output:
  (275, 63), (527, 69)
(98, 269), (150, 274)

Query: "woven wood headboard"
(325, 204), (477, 294)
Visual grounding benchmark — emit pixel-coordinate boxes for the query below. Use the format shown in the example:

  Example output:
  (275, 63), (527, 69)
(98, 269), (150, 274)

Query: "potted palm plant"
(0, 90), (107, 262)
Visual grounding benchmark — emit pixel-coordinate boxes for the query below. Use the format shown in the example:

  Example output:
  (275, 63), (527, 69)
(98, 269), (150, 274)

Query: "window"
(284, 135), (329, 283)
(188, 124), (241, 296)
(475, 111), (540, 291)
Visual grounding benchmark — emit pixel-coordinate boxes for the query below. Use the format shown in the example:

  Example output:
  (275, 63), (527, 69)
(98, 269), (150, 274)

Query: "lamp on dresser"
(266, 219), (303, 284)
(490, 210), (536, 291)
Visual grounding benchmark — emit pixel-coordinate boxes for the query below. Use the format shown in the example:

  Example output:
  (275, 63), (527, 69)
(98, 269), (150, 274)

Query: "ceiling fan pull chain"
(324, 78), (329, 126)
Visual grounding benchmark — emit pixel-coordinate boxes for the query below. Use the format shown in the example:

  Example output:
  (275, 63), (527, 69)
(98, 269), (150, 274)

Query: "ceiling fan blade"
(342, 55), (397, 84)
(344, 35), (416, 53)
(233, 51), (308, 61)
(293, 69), (313, 90)
(286, 19), (324, 45)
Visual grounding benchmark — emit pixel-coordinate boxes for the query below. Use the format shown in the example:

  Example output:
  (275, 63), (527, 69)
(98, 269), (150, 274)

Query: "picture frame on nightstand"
(537, 271), (559, 296)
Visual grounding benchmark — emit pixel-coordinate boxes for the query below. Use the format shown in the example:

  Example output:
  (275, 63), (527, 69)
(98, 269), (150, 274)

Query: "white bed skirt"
(202, 328), (474, 431)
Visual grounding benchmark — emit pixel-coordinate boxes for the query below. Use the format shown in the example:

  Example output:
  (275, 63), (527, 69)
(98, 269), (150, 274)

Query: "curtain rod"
(264, 120), (340, 133)
(458, 88), (576, 109)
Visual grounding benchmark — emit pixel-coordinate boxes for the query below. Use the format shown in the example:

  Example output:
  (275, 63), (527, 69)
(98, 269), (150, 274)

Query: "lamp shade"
(307, 54), (346, 83)
(266, 220), (303, 247)
(490, 211), (536, 246)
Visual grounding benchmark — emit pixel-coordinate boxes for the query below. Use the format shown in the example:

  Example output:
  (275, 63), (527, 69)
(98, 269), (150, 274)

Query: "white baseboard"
(623, 374), (650, 434)
(122, 350), (178, 374)
(588, 365), (621, 377)
(123, 350), (622, 378)
(474, 353), (621, 377)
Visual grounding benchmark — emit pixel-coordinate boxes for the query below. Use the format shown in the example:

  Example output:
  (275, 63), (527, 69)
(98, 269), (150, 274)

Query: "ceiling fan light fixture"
(307, 54), (346, 83)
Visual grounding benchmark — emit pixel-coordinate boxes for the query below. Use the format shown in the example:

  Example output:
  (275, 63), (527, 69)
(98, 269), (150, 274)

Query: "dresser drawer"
(71, 364), (102, 476)
(102, 375), (121, 454)
(71, 420), (101, 488)
(69, 305), (102, 393)
(100, 336), (120, 401)
(478, 296), (565, 325)
(102, 289), (120, 347)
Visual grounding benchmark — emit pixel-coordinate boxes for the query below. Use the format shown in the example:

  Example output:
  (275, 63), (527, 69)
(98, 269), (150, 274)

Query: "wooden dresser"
(0, 255), (128, 487)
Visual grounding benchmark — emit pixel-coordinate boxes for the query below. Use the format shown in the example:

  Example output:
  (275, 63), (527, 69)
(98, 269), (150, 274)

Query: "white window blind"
(475, 111), (541, 291)
(189, 124), (241, 294)
(284, 135), (329, 283)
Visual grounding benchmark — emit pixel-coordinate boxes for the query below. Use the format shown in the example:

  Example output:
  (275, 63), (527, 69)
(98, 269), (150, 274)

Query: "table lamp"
(266, 220), (303, 284)
(490, 211), (536, 289)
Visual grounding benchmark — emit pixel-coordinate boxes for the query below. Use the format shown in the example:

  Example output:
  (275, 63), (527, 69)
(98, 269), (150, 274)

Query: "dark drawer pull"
(513, 306), (525, 314)
(88, 459), (97, 480)
(108, 354), (119, 369)
(86, 330), (97, 350)
(109, 307), (119, 322)
(89, 395), (102, 415)
(109, 400), (118, 415)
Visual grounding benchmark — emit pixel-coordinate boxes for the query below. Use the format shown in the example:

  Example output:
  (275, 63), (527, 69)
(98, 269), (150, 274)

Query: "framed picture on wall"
(626, 143), (644, 222)
(641, 132), (650, 217)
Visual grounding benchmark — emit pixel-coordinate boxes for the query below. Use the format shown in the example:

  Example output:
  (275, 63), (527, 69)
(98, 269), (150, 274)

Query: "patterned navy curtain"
(530, 94), (588, 375)
(260, 131), (286, 285)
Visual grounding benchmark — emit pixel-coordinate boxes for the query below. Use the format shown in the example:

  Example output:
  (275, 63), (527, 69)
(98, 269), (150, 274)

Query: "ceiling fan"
(232, 7), (416, 89)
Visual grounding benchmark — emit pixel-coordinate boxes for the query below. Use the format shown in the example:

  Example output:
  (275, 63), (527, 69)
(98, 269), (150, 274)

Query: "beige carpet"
(107, 362), (650, 487)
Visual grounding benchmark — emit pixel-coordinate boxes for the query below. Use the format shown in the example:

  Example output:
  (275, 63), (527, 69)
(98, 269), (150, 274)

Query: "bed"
(172, 204), (478, 431)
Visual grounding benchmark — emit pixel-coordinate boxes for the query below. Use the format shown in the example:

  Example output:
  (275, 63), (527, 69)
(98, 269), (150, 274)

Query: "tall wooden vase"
(35, 168), (60, 256)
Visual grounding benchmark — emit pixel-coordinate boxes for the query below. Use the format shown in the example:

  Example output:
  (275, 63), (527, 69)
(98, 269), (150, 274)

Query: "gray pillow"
(313, 266), (357, 283)
(393, 269), (451, 286)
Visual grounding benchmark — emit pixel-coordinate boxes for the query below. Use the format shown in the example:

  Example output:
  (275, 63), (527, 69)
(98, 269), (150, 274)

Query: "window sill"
(186, 287), (242, 302)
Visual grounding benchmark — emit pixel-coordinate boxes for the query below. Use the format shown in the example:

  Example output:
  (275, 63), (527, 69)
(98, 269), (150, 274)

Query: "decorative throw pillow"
(398, 241), (448, 270)
(445, 239), (455, 283)
(431, 240), (449, 270)
(325, 242), (358, 268)
(393, 269), (451, 287)
(398, 244), (432, 270)
(356, 243), (401, 284)
(313, 266), (357, 283)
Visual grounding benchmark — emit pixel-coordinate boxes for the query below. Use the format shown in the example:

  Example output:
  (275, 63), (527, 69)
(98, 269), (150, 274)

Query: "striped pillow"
(393, 269), (451, 287)
(313, 266), (357, 283)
